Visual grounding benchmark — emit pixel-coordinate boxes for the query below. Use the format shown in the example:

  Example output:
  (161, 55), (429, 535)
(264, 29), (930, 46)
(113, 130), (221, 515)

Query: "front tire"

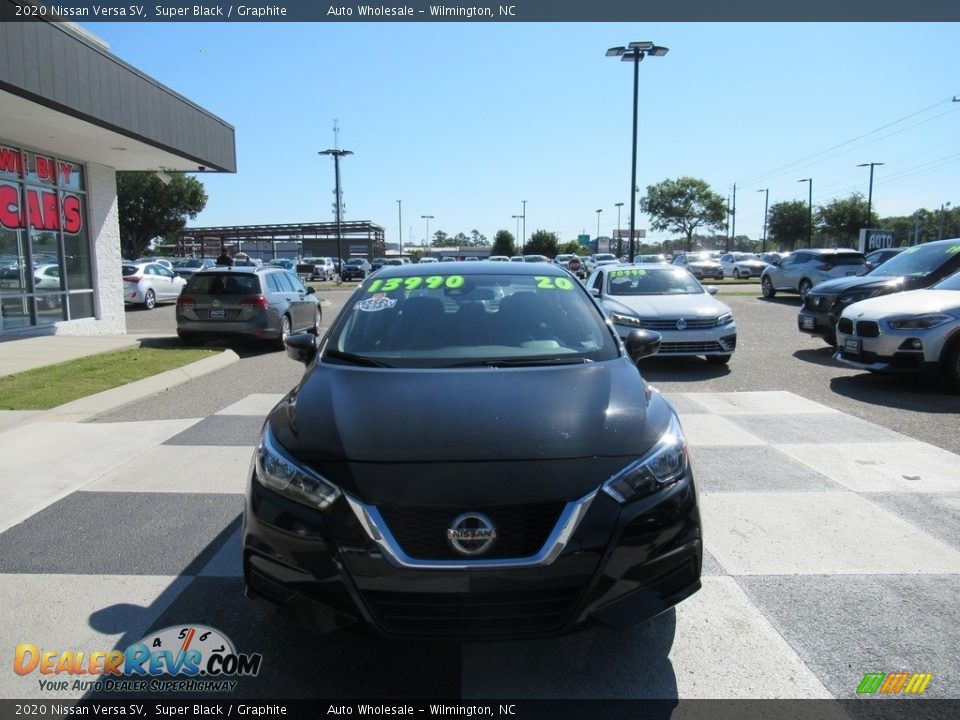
(761, 276), (776, 298)
(706, 354), (732, 365)
(276, 314), (292, 348)
(144, 289), (156, 310)
(799, 279), (813, 299)
(308, 307), (321, 336)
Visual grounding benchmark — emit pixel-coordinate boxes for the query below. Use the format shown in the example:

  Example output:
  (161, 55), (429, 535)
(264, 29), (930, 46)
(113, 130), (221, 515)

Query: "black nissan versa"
(243, 262), (702, 639)
(798, 238), (960, 346)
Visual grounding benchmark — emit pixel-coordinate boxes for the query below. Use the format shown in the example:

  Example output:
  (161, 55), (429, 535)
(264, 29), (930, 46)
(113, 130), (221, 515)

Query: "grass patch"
(0, 346), (220, 411)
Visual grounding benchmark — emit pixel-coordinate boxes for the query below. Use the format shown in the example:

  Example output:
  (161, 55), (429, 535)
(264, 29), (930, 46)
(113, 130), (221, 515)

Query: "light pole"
(521, 200), (527, 251)
(940, 202), (952, 240)
(396, 200), (403, 257)
(318, 148), (353, 273)
(857, 162), (884, 230)
(421, 215), (434, 247)
(596, 209), (603, 249)
(798, 178), (813, 247)
(606, 41), (669, 263)
(757, 188), (769, 253)
(729, 183), (737, 252)
(615, 202), (624, 256)
(512, 215), (523, 254)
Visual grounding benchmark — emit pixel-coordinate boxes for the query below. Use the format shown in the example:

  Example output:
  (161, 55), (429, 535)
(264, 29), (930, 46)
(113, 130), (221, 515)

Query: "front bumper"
(614, 322), (736, 357)
(243, 467), (702, 639)
(797, 308), (837, 339)
(834, 327), (942, 374)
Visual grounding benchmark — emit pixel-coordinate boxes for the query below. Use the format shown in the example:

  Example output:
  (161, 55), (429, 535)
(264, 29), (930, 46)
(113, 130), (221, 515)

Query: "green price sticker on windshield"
(534, 276), (575, 290)
(366, 275), (464, 293)
(609, 269), (647, 278)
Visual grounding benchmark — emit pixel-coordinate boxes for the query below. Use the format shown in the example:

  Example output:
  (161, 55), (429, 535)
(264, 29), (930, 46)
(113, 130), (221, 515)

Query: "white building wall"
(54, 161), (126, 336)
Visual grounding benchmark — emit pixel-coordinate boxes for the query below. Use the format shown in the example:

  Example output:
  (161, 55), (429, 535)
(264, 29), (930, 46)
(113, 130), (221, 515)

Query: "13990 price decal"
(367, 275), (465, 292)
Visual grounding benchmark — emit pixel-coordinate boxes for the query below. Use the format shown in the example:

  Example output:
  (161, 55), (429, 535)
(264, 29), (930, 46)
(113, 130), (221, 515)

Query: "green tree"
(491, 230), (515, 257)
(817, 193), (874, 247)
(639, 177), (727, 252)
(430, 230), (449, 247)
(452, 232), (470, 247)
(470, 229), (487, 247)
(524, 229), (559, 257)
(559, 240), (582, 254)
(767, 200), (811, 251)
(117, 172), (207, 259)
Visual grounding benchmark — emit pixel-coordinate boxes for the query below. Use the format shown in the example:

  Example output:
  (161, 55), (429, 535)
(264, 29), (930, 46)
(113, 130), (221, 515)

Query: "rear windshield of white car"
(869, 243), (960, 278)
(184, 273), (262, 295)
(824, 253), (866, 265)
(607, 268), (704, 296)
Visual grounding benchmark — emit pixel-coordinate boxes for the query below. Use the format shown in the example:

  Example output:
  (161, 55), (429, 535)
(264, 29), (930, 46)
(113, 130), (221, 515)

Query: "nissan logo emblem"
(675, 318), (687, 330)
(447, 513), (497, 556)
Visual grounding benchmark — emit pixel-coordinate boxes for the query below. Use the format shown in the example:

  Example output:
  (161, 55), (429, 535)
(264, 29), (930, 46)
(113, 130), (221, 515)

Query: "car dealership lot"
(0, 289), (957, 700)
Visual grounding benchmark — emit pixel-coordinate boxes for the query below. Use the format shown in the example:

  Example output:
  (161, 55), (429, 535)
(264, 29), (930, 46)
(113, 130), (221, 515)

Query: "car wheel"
(733, 269), (741, 280)
(279, 314), (292, 346)
(941, 339), (960, 393)
(799, 279), (813, 299)
(308, 307), (321, 336)
(144, 289), (156, 310)
(706, 354), (732, 365)
(761, 276), (776, 298)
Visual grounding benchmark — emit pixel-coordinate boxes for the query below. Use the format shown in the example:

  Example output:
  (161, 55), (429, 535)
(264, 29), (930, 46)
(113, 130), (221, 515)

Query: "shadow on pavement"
(638, 356), (732, 382)
(829, 373), (960, 414)
(793, 348), (844, 368)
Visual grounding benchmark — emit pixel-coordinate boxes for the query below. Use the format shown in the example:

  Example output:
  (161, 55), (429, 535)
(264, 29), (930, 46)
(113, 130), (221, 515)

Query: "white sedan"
(122, 261), (186, 309)
(719, 252), (770, 279)
(586, 263), (737, 364)
(834, 271), (960, 391)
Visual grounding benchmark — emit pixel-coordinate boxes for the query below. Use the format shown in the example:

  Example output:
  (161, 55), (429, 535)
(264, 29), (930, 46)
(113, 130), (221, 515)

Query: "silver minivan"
(176, 266), (321, 346)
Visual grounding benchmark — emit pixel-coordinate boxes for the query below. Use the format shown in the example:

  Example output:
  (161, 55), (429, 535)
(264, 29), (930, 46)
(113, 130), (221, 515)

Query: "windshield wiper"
(452, 356), (589, 368)
(323, 349), (392, 368)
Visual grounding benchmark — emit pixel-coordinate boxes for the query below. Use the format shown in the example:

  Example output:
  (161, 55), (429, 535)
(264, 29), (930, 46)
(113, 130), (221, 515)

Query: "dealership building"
(0, 10), (235, 336)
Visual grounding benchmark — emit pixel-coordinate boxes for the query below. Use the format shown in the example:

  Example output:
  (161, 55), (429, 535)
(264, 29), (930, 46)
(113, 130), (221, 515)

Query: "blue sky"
(88, 22), (959, 246)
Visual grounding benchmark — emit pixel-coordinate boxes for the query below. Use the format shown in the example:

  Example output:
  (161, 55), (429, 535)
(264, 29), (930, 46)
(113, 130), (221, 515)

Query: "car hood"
(811, 274), (922, 295)
(841, 289), (960, 319)
(736, 260), (769, 268)
(604, 293), (728, 319)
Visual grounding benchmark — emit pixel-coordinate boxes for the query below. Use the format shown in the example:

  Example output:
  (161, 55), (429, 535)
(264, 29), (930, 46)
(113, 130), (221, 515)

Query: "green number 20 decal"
(367, 275), (465, 293)
(534, 276), (575, 290)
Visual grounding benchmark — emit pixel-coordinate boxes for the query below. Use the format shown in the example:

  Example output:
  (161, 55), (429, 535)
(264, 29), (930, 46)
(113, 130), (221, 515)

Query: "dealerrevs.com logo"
(857, 672), (933, 695)
(14, 625), (262, 693)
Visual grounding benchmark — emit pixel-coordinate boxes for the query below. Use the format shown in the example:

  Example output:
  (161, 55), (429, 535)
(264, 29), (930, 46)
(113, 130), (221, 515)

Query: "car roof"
(371, 261), (570, 277)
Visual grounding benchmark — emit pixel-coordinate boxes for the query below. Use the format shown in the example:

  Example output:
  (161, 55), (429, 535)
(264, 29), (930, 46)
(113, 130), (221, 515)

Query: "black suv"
(798, 238), (960, 346)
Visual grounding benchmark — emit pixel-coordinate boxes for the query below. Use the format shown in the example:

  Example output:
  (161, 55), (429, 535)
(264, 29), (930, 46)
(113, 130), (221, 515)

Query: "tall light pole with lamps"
(521, 200), (527, 251)
(512, 215), (523, 254)
(798, 178), (813, 247)
(318, 148), (353, 273)
(596, 209), (603, 249)
(606, 41), (668, 263)
(757, 188), (769, 253)
(615, 202), (624, 256)
(857, 162), (884, 230)
(396, 200), (403, 256)
(421, 215), (434, 247)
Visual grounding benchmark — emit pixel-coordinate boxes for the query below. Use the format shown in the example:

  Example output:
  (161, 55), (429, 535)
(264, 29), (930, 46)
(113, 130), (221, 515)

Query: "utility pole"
(730, 183), (737, 251)
(397, 200), (403, 256)
(318, 121), (352, 278)
(521, 200), (527, 250)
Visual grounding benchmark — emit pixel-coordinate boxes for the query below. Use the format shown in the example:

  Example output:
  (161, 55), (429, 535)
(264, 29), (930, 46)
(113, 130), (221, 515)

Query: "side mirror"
(284, 333), (317, 365)
(589, 287), (601, 298)
(706, 286), (718, 295)
(306, 286), (316, 295)
(624, 329), (661, 362)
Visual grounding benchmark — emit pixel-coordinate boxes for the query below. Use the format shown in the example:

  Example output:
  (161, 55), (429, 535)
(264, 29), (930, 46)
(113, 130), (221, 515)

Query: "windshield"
(184, 272), (261, 295)
(932, 270), (960, 291)
(174, 259), (203, 268)
(594, 254), (616, 262)
(689, 253), (715, 262)
(346, 259), (366, 266)
(733, 253), (758, 261)
(868, 243), (960, 278)
(326, 272), (620, 369)
(607, 267), (704, 296)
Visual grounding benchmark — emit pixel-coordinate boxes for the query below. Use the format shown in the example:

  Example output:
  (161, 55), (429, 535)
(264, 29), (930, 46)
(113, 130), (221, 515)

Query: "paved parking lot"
(1, 288), (957, 700)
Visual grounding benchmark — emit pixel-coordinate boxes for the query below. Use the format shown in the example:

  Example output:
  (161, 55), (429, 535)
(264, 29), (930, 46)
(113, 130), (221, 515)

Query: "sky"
(85, 21), (959, 247)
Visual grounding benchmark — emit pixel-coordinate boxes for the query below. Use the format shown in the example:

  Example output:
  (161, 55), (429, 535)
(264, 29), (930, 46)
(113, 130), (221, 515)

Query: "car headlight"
(609, 312), (645, 328)
(887, 313), (954, 330)
(603, 414), (688, 504)
(255, 425), (341, 510)
(717, 312), (734, 326)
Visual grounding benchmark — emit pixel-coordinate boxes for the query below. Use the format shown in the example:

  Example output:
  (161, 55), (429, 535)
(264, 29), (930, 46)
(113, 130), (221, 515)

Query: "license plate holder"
(800, 316), (814, 330)
(208, 309), (226, 320)
(844, 338), (861, 353)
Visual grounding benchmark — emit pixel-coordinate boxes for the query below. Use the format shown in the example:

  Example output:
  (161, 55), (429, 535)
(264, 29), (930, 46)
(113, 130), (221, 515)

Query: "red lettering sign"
(0, 186), (83, 234)
(62, 195), (81, 234)
(0, 185), (20, 229)
(58, 162), (73, 185)
(0, 148), (24, 176)
(35, 156), (55, 182)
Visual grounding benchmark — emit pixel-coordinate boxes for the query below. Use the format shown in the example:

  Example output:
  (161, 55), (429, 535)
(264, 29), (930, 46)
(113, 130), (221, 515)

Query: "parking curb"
(28, 348), (240, 424)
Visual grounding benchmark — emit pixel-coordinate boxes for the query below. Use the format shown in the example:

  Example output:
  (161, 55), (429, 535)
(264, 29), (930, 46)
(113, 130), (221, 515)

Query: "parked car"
(523, 254), (550, 263)
(798, 239), (960, 346)
(245, 262), (701, 638)
(176, 266), (321, 346)
(123, 261), (187, 309)
(172, 258), (215, 278)
(341, 257), (372, 280)
(584, 253), (619, 273)
(382, 258), (405, 267)
(719, 252), (770, 279)
(298, 257), (335, 280)
(440, 256), (457, 263)
(370, 258), (387, 272)
(587, 264), (737, 364)
(133, 257), (173, 270)
(863, 247), (904, 272)
(672, 252), (724, 281)
(833, 269), (960, 391)
(761, 249), (867, 299)
(509, 256), (525, 262)
(554, 254), (586, 278)
(760, 252), (785, 265)
(637, 254), (669, 264)
(33, 263), (62, 309)
(418, 257), (439, 264)
(487, 255), (510, 262)
(268, 258), (297, 272)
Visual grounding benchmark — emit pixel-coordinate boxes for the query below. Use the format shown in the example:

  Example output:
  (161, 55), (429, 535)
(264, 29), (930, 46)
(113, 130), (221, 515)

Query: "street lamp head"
(606, 46), (626, 57)
(596, 209), (603, 213)
(628, 41), (655, 50)
(649, 46), (669, 56)
(857, 162), (885, 168)
(615, 202), (624, 207)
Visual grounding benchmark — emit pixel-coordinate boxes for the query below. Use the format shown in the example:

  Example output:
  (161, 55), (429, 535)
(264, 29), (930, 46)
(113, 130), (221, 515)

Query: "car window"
(824, 253), (866, 265)
(606, 268), (704, 296)
(933, 270), (960, 291)
(328, 272), (618, 368)
(121, 264), (139, 276)
(184, 273), (260, 295)
(868, 243), (960, 277)
(287, 273), (308, 292)
(274, 272), (296, 292)
(265, 274), (282, 293)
